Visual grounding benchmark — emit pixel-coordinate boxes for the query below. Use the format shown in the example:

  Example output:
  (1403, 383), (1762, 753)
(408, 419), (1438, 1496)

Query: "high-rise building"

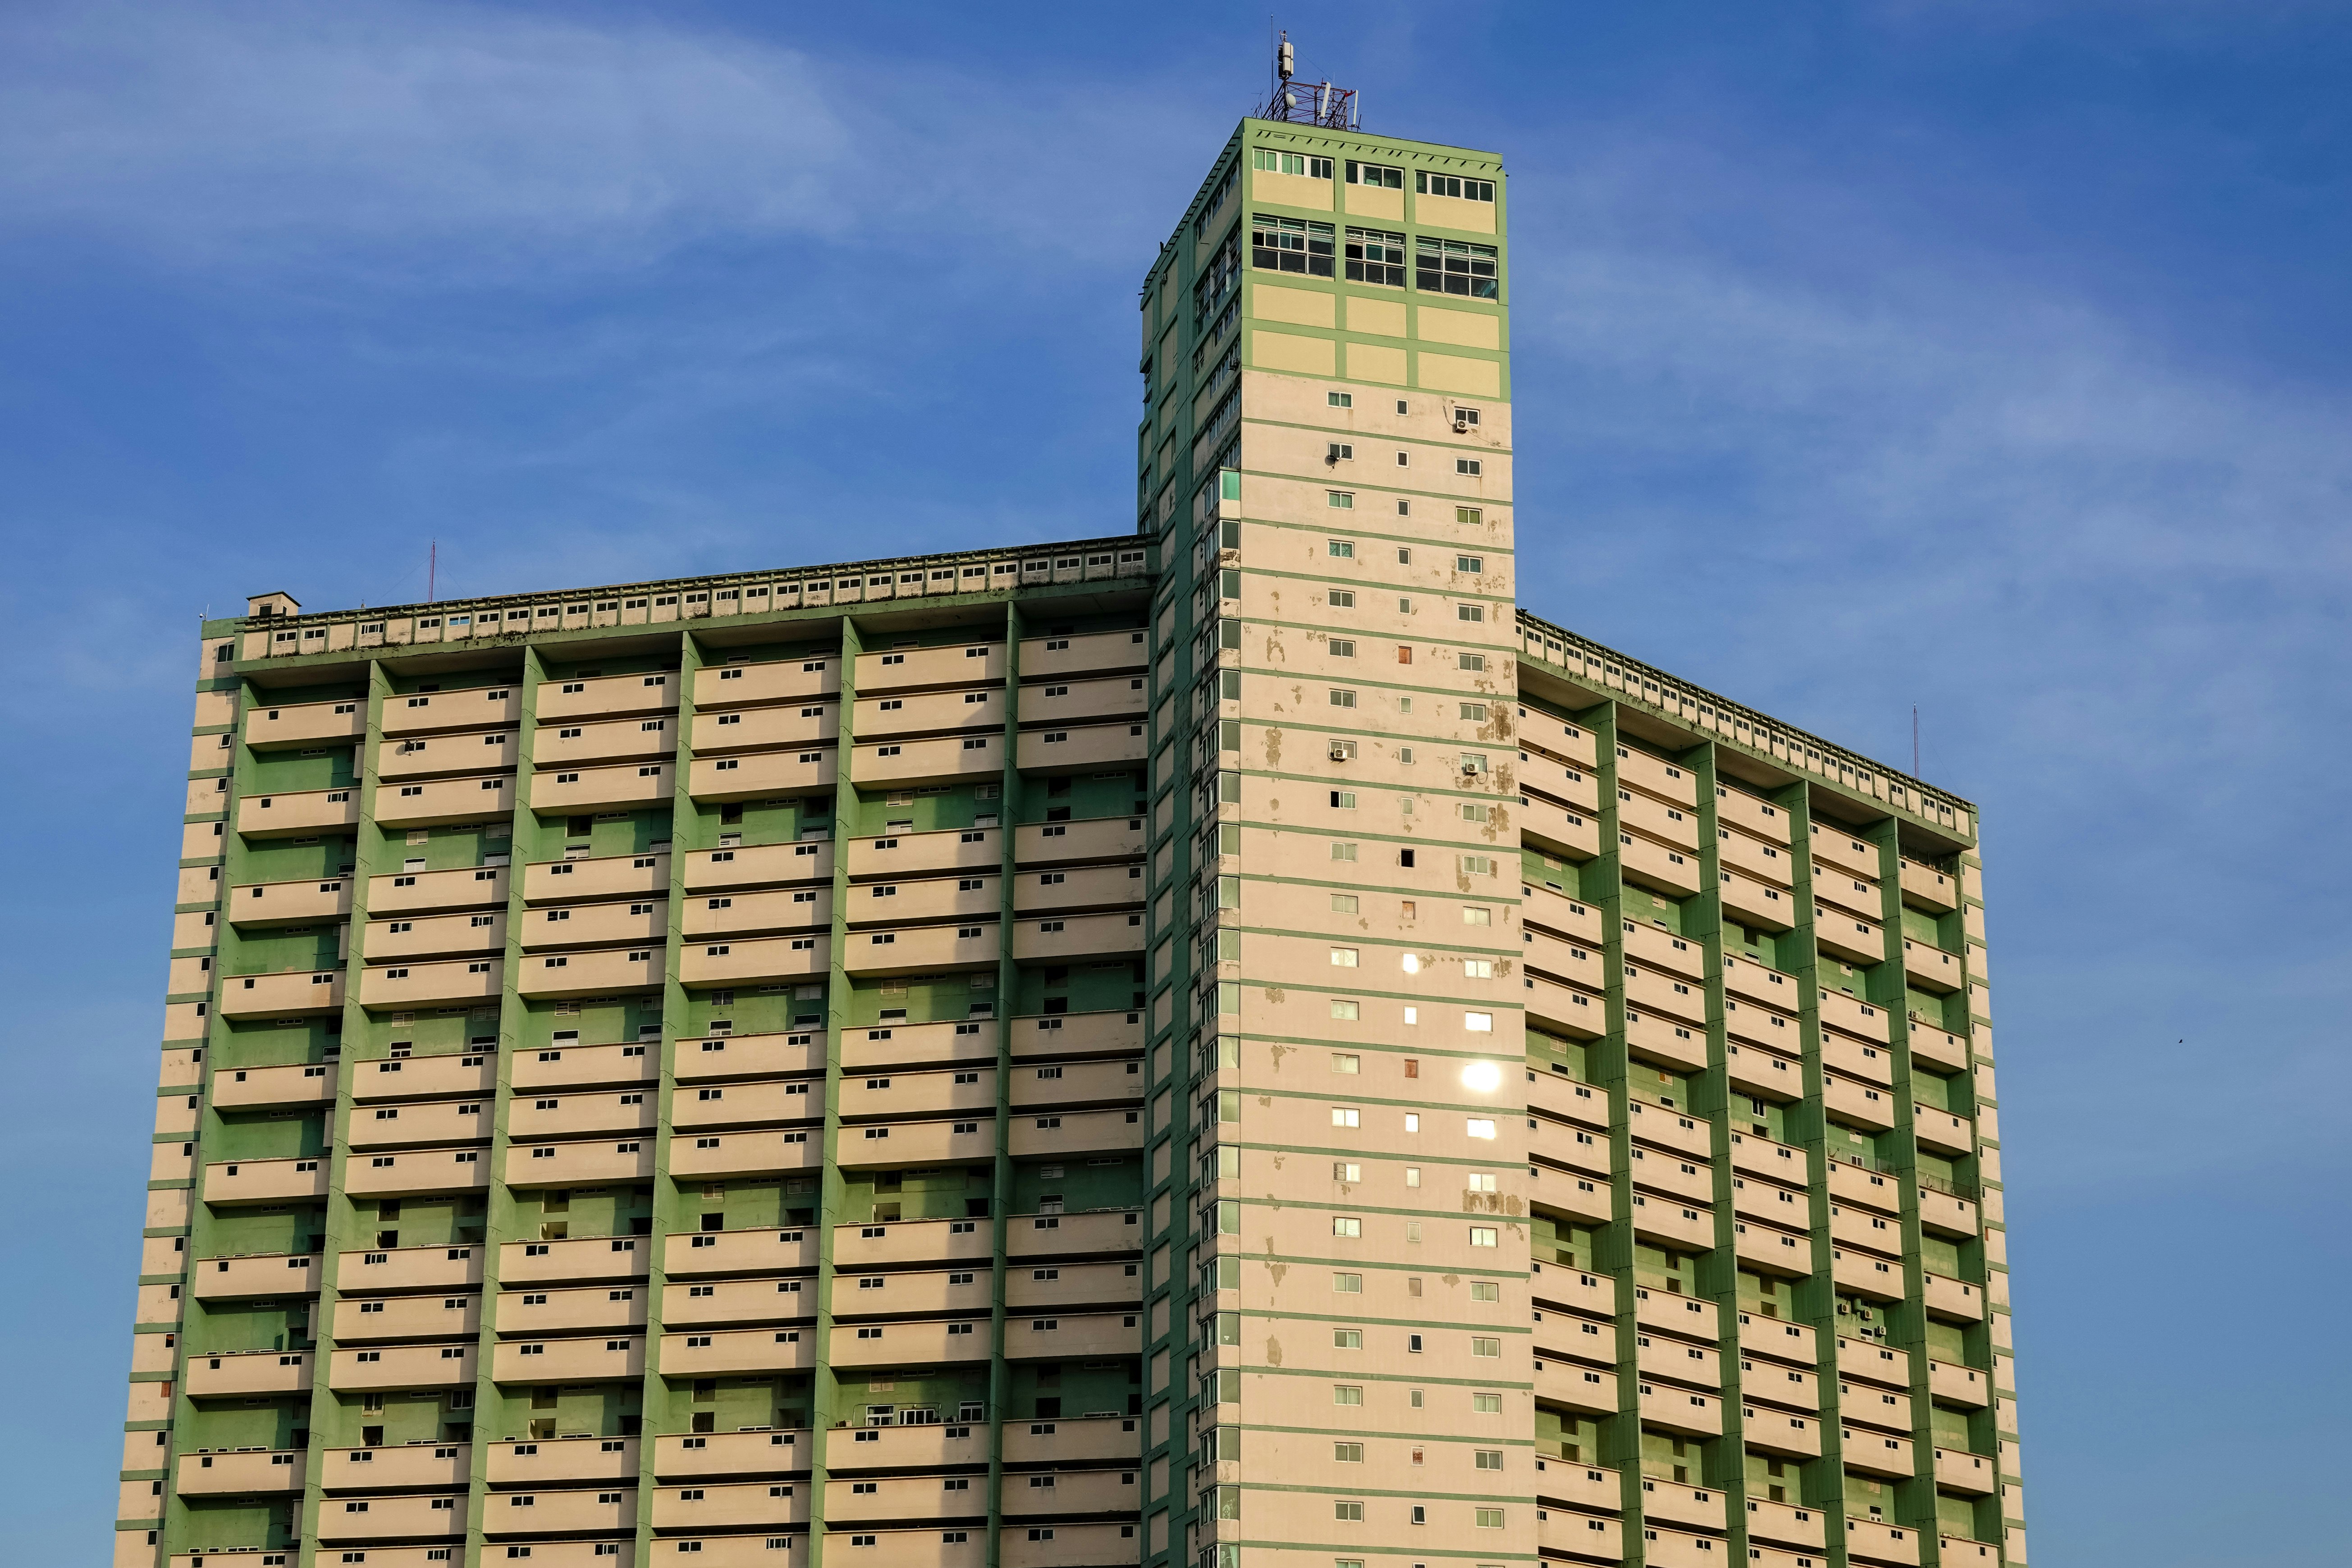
(117, 82), (2019, 1568)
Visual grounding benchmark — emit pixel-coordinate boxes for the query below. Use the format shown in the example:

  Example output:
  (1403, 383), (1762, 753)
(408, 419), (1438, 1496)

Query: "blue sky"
(2, 1), (2346, 1560)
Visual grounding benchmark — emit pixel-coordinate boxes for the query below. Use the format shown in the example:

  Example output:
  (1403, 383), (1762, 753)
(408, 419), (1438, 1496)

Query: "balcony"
(496, 1283), (648, 1337)
(842, 921), (1000, 977)
(1519, 881), (1602, 942)
(519, 899), (664, 951)
(1007, 1209), (1141, 1261)
(1899, 859), (1958, 914)
(1822, 1074), (1895, 1132)
(1929, 1359), (1991, 1409)
(696, 654), (840, 707)
(828, 1319), (991, 1369)
(532, 715), (676, 768)
(196, 1252), (322, 1300)
(841, 1070), (997, 1120)
(1923, 1271), (1985, 1322)
(368, 911), (505, 962)
(1639, 1478), (1727, 1533)
(1008, 1108), (1144, 1160)
(1841, 1427), (1913, 1478)
(538, 670), (678, 724)
(1624, 1100), (1710, 1161)
(228, 876), (352, 928)
(358, 957), (501, 1011)
(1743, 1496), (1826, 1551)
(1618, 832), (1702, 898)
(1515, 746), (1601, 811)
(1011, 911), (1144, 964)
(1732, 1221), (1810, 1275)
(237, 786), (359, 839)
(674, 1078), (824, 1130)
(1913, 1106), (1974, 1158)
(686, 887), (832, 939)
(329, 1341), (475, 1392)
(333, 1292), (480, 1344)
(211, 1061), (335, 1111)
(672, 1130), (823, 1183)
(856, 642), (1006, 695)
(244, 696), (366, 750)
(1527, 1065), (1609, 1130)
(832, 1216), (991, 1272)
(1001, 1522), (1138, 1568)
(204, 1157), (326, 1206)
(177, 1449), (304, 1495)
(1010, 1058), (1144, 1111)
(1837, 1335), (1910, 1389)
(1533, 1355), (1617, 1416)
(1738, 1312), (1817, 1365)
(351, 1051), (495, 1102)
(526, 850), (669, 905)
(1012, 864), (1142, 915)
(312, 1493), (464, 1543)
(491, 1335), (644, 1385)
(848, 826), (998, 879)
(1537, 1504), (1625, 1561)
(500, 1235), (649, 1287)
(512, 1042), (658, 1093)
(1000, 1311), (1138, 1362)
(1634, 1286), (1719, 1339)
(508, 1087), (661, 1143)
(665, 1274), (827, 1328)
(1907, 1019), (1969, 1073)
(1517, 793), (1601, 861)
(1617, 790), (1700, 851)
(378, 730), (522, 783)
(187, 1349), (311, 1398)
(650, 1479), (805, 1531)
(1636, 1336), (1720, 1387)
(1524, 973), (1603, 1040)
(1638, 1381), (1722, 1437)
(853, 733), (1004, 790)
(1842, 1516), (1921, 1565)
(1628, 1193), (1714, 1250)
(515, 946), (663, 1000)
(480, 1492), (638, 1541)
(689, 747), (836, 803)
(505, 1138), (656, 1189)
(836, 1119), (995, 1170)
(337, 1244), (482, 1293)
(1719, 867), (1796, 932)
(1902, 939), (1963, 994)
(371, 863), (508, 916)
(1529, 1262), (1614, 1318)
(1525, 927), (1603, 990)
(1624, 1010), (1708, 1073)
(655, 1427), (813, 1481)
(1016, 722), (1146, 775)
(1007, 1010), (1141, 1062)
(375, 773), (517, 830)
(683, 839), (831, 894)
(1932, 1446), (1998, 1496)
(659, 1326), (814, 1377)
(218, 968), (343, 1021)
(346, 1147), (491, 1200)
(689, 701), (839, 753)
(680, 934), (828, 988)
(1716, 827), (1794, 884)
(383, 686), (523, 737)
(318, 1442), (470, 1493)
(1833, 1247), (1903, 1300)
(1812, 905), (1885, 965)
(1739, 1405), (1822, 1458)
(531, 760), (674, 816)
(1020, 673), (1145, 726)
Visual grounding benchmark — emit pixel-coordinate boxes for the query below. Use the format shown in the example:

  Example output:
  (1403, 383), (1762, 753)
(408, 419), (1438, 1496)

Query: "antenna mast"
(428, 540), (437, 604)
(1256, 30), (1359, 128)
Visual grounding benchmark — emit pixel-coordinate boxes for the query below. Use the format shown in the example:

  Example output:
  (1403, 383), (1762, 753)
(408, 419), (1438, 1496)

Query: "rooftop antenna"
(1257, 29), (1357, 128)
(428, 539), (437, 604)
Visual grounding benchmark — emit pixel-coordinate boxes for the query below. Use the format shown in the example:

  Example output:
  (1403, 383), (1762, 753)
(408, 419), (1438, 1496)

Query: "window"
(1330, 999), (1360, 1020)
(1457, 458), (1483, 477)
(1332, 894), (1359, 913)
(1332, 1107), (1360, 1128)
(1331, 843), (1358, 861)
(1254, 148), (1333, 179)
(1327, 538), (1355, 558)
(1469, 1226), (1499, 1247)
(1415, 235), (1499, 297)
(1457, 603), (1486, 622)
(1328, 491), (1355, 510)
(1345, 227), (1406, 287)
(1333, 1272), (1363, 1293)
(1416, 170), (1496, 201)
(1332, 1052), (1360, 1073)
(1332, 1216), (1362, 1238)
(1327, 391), (1353, 408)
(1333, 1385), (1363, 1405)
(1473, 1392), (1503, 1413)
(1329, 638), (1356, 658)
(1330, 948), (1359, 968)
(1464, 1012), (1495, 1033)
(1346, 160), (1404, 188)
(1329, 691), (1356, 711)
(1460, 703), (1488, 721)
(1335, 1502), (1365, 1521)
(1252, 212), (1335, 275)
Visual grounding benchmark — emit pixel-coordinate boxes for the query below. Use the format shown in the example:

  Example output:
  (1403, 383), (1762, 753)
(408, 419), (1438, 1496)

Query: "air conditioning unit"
(1453, 419), (1469, 433)
(1461, 760), (1481, 775)
(1329, 743), (1350, 761)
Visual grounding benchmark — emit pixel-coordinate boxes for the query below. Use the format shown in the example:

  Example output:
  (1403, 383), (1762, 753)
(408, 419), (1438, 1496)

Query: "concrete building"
(117, 99), (2018, 1568)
